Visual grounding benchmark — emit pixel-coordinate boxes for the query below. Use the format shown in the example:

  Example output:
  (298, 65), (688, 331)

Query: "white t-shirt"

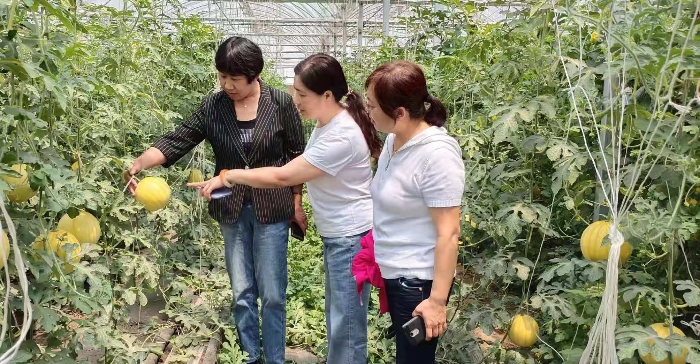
(370, 126), (465, 280)
(302, 110), (373, 238)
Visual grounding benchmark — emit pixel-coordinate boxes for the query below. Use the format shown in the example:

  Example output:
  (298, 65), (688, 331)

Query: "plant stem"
(7, 0), (18, 29)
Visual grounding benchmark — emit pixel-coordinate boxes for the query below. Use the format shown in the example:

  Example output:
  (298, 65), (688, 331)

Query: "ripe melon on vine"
(188, 169), (204, 183)
(580, 220), (633, 263)
(134, 177), (171, 212)
(58, 210), (101, 245)
(640, 324), (689, 364)
(1, 164), (38, 203)
(32, 230), (81, 273)
(1, 230), (10, 269)
(508, 314), (539, 347)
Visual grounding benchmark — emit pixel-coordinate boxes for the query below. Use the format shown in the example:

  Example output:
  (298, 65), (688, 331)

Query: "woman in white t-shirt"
(364, 61), (465, 364)
(189, 54), (381, 364)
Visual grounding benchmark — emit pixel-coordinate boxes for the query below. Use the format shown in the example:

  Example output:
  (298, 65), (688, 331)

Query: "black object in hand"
(290, 221), (305, 241)
(402, 316), (426, 346)
(210, 187), (232, 199)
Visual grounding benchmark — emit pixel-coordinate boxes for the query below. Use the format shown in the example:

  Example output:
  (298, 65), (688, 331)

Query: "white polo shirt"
(370, 126), (465, 280)
(302, 110), (373, 238)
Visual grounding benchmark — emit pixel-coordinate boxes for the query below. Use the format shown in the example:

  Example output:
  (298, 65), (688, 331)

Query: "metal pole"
(358, 1), (364, 49)
(342, 4), (347, 57)
(383, 0), (390, 36)
(593, 75), (616, 221)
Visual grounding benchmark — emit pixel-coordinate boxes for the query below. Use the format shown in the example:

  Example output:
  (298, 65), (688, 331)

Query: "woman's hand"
(412, 296), (447, 341)
(291, 194), (308, 233)
(187, 175), (225, 201)
(123, 160), (142, 196)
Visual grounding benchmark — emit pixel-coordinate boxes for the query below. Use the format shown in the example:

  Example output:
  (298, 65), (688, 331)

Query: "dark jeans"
(384, 277), (440, 364)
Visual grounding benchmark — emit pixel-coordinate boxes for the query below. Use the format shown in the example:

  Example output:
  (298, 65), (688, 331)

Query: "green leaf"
(512, 262), (530, 280)
(41, 73), (68, 110)
(617, 343), (637, 360)
(561, 348), (583, 364)
(36, 0), (82, 33)
(34, 306), (61, 332)
(539, 294), (575, 320)
(8, 349), (33, 362)
(563, 196), (575, 210)
(547, 143), (574, 162)
(537, 97), (556, 119)
(67, 207), (80, 219)
(675, 280), (700, 307)
(530, 295), (543, 308)
(0, 60), (29, 80)
(582, 264), (604, 281)
(123, 289), (137, 306)
(493, 111), (518, 144)
(138, 291), (148, 307)
(547, 145), (563, 161)
(522, 134), (547, 153)
(70, 294), (95, 314)
(517, 108), (533, 122)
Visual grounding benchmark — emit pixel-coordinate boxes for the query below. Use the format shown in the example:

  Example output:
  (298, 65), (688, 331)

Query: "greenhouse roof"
(83, 0), (505, 83)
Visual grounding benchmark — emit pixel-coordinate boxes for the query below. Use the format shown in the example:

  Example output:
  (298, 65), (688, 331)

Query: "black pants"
(384, 277), (440, 364)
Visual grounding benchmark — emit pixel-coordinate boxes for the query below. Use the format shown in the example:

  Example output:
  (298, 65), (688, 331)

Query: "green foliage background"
(0, 0), (698, 363)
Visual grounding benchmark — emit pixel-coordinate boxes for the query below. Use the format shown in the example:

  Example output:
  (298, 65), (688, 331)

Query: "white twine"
(680, 314), (700, 336)
(537, 333), (565, 362)
(549, 1), (629, 362)
(579, 224), (625, 364)
(122, 175), (137, 194)
(0, 195), (33, 364)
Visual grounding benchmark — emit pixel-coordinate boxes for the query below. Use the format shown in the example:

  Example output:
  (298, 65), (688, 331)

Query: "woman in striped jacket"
(125, 37), (305, 364)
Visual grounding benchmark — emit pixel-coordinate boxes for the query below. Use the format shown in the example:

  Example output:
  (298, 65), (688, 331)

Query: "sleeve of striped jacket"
(152, 96), (208, 168)
(280, 92), (306, 163)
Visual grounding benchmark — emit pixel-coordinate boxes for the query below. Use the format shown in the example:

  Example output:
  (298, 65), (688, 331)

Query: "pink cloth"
(351, 230), (388, 314)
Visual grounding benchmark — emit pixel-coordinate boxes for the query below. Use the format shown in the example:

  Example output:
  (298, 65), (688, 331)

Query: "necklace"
(239, 84), (260, 109)
(241, 96), (252, 109)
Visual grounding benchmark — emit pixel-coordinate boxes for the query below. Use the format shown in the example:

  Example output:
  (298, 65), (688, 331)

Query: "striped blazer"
(153, 82), (305, 224)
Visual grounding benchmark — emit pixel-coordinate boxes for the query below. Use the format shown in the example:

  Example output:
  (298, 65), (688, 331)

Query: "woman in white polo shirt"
(189, 53), (381, 364)
(364, 61), (465, 364)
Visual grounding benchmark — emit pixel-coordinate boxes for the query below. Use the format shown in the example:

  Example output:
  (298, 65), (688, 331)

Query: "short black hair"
(215, 37), (264, 83)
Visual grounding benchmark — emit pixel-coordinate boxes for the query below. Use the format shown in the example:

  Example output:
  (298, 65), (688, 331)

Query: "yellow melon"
(581, 221), (633, 263)
(0, 230), (10, 269)
(58, 210), (101, 245)
(640, 324), (689, 364)
(188, 169), (204, 183)
(134, 177), (171, 212)
(32, 230), (81, 273)
(508, 314), (539, 347)
(1, 164), (37, 203)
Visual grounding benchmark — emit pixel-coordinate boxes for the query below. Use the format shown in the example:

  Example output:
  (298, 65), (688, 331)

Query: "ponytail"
(293, 53), (382, 158)
(345, 90), (382, 159)
(425, 94), (447, 127)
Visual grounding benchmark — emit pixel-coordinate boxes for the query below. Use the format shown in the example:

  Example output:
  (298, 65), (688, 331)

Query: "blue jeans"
(322, 232), (371, 364)
(220, 205), (290, 364)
